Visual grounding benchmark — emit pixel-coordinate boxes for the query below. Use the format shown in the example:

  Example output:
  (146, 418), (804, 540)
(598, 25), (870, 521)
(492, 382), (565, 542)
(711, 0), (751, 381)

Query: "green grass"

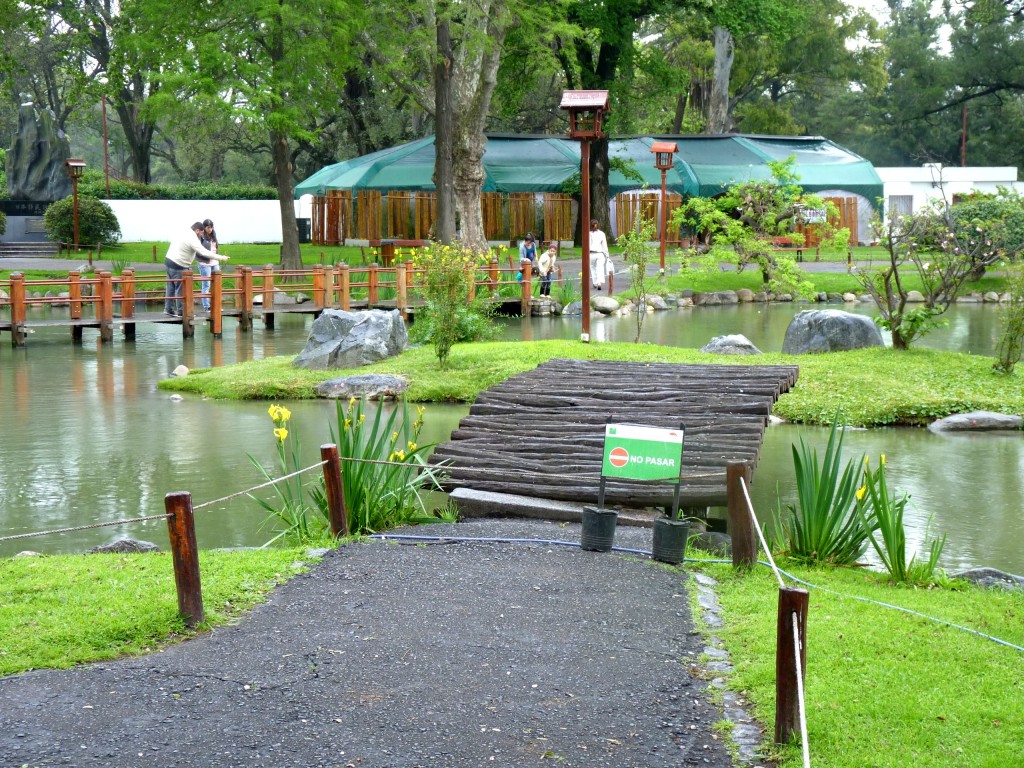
(158, 340), (1024, 427)
(0, 548), (315, 675)
(695, 562), (1024, 768)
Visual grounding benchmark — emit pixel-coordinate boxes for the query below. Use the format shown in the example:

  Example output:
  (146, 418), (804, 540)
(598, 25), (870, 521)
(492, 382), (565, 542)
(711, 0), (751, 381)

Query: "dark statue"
(5, 100), (72, 201)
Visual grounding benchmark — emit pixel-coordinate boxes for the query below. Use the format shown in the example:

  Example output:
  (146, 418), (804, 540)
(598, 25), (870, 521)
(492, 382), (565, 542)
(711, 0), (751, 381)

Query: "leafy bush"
(951, 189), (1024, 263)
(0, 209), (6, 236)
(619, 215), (658, 342)
(994, 263), (1024, 374)
(770, 412), (877, 565)
(43, 196), (121, 245)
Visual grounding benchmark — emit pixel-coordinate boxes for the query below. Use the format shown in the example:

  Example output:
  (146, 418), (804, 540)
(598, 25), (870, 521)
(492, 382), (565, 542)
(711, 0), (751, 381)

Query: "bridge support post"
(210, 270), (223, 337)
(262, 265), (275, 329)
(727, 461), (757, 569)
(396, 262), (408, 320)
(181, 269), (195, 339)
(98, 271), (114, 343)
(368, 264), (379, 306)
(239, 266), (253, 332)
(9, 272), (26, 347)
(338, 265), (350, 310)
(320, 444), (348, 538)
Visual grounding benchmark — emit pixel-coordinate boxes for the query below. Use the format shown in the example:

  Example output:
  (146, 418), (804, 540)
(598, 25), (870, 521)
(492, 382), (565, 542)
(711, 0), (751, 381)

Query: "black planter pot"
(651, 518), (689, 564)
(580, 506), (618, 552)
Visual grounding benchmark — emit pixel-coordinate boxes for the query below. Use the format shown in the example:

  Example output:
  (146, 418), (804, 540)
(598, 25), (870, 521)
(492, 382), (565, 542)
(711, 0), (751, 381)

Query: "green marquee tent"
(295, 133), (883, 202)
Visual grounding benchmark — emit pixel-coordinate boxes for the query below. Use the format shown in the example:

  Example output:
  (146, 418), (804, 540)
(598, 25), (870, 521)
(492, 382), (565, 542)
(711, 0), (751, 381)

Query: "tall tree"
(141, 0), (361, 269)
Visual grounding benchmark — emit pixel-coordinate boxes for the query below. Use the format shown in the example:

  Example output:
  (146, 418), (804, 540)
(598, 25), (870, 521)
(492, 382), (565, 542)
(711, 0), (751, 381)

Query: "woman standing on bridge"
(196, 220), (219, 312)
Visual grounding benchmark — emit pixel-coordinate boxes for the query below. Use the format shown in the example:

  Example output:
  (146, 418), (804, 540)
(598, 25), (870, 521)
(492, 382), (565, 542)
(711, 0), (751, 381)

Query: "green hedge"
(77, 170), (277, 201)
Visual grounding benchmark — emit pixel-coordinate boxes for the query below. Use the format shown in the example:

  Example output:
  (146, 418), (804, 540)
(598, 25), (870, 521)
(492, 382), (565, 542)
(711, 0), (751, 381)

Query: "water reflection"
(1, 305), (1020, 575)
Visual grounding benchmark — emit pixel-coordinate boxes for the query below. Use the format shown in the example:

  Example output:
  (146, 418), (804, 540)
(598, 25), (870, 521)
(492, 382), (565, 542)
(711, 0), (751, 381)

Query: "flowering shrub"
(410, 242), (497, 368)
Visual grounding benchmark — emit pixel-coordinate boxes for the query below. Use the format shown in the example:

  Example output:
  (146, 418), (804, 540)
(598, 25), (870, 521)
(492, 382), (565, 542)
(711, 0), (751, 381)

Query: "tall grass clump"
(993, 263), (1024, 374)
(770, 412), (877, 565)
(326, 396), (451, 534)
(248, 404), (332, 546)
(858, 454), (946, 584)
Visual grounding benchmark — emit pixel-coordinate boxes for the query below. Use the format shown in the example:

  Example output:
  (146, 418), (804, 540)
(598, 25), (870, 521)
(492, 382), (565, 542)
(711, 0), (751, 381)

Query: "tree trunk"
(434, 14), (456, 245)
(707, 27), (734, 134)
(590, 137), (611, 236)
(271, 129), (301, 270)
(114, 97), (155, 184)
(891, 327), (910, 350)
(453, 127), (487, 251)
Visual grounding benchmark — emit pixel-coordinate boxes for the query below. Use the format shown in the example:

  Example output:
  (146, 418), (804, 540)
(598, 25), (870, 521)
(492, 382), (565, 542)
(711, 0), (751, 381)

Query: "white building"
(876, 165), (1022, 218)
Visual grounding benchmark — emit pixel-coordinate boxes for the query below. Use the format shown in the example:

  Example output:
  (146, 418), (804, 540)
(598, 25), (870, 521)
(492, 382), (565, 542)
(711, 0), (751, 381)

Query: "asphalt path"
(0, 520), (741, 768)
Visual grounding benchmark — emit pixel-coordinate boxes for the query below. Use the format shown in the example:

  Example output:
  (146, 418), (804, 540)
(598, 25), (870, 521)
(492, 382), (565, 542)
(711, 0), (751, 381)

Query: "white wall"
(103, 199), (307, 243)
(876, 166), (1024, 217)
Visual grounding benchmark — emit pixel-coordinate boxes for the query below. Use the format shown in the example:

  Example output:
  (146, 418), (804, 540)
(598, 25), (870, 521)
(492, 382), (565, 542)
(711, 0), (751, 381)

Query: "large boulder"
(927, 411), (1023, 433)
(314, 373), (409, 400)
(701, 334), (763, 355)
(952, 567), (1024, 591)
(693, 290), (739, 306)
(781, 309), (884, 354)
(293, 309), (408, 370)
(591, 295), (620, 314)
(88, 538), (160, 554)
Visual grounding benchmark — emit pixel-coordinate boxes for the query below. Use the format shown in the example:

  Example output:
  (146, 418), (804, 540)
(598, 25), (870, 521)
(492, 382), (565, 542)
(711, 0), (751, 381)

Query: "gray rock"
(690, 531), (732, 556)
(700, 334), (763, 355)
(14, 551), (44, 558)
(927, 411), (1023, 432)
(775, 293), (793, 302)
(957, 293), (981, 303)
(591, 295), (620, 314)
(314, 373), (409, 400)
(952, 567), (1024, 591)
(736, 288), (755, 303)
(648, 295), (669, 310)
(906, 290), (926, 303)
(782, 309), (884, 354)
(677, 288), (694, 299)
(292, 309), (408, 370)
(753, 291), (769, 303)
(88, 538), (160, 554)
(842, 292), (858, 302)
(693, 290), (739, 306)
(6, 102), (72, 200)
(983, 291), (1001, 303)
(562, 300), (583, 316)
(171, 364), (189, 377)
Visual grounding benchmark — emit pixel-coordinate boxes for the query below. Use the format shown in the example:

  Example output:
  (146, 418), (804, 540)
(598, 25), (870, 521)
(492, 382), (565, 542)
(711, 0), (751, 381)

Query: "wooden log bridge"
(431, 358), (798, 518)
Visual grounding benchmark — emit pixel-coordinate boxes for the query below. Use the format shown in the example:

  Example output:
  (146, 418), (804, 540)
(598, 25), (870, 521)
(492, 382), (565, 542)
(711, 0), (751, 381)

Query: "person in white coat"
(164, 222), (229, 315)
(589, 219), (609, 291)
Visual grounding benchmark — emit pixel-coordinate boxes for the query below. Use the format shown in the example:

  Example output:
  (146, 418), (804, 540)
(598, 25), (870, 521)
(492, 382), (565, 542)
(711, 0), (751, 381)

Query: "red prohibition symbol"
(609, 446), (630, 468)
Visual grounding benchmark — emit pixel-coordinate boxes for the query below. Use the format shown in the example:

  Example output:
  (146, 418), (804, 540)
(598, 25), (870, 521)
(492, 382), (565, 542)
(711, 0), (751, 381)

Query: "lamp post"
(559, 89), (609, 343)
(650, 141), (677, 275)
(64, 159), (86, 251)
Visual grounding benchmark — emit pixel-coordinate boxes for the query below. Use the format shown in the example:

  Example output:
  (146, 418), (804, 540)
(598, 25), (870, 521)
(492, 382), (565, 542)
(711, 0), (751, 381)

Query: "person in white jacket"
(164, 222), (229, 315)
(589, 219), (609, 290)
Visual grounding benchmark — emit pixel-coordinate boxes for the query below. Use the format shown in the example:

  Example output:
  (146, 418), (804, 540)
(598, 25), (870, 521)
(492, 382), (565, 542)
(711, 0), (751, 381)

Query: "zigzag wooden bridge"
(432, 358), (799, 522)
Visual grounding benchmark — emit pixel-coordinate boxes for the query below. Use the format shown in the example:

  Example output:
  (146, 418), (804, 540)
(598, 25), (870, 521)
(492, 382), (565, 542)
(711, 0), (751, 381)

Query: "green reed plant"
(857, 454), (946, 584)
(553, 273), (581, 306)
(770, 412), (877, 565)
(247, 404), (332, 546)
(326, 396), (448, 534)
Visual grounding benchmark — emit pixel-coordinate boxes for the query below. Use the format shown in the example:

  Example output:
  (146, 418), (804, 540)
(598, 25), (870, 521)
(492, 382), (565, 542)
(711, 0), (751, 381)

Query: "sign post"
(598, 423), (685, 514)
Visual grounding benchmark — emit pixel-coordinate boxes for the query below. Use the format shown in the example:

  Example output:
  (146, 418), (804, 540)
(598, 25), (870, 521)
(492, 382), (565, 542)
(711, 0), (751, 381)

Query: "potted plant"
(651, 510), (693, 564)
(581, 505), (618, 552)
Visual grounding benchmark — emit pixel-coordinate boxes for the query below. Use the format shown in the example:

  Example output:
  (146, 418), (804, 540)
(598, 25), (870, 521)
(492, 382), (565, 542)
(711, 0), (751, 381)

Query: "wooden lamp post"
(559, 89), (609, 343)
(650, 141), (677, 274)
(64, 159), (87, 251)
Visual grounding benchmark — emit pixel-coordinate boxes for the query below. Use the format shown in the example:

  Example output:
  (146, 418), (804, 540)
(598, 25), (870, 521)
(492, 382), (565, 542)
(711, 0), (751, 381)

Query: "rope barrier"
(741, 477), (785, 588)
(192, 460), (328, 511)
(0, 513), (171, 544)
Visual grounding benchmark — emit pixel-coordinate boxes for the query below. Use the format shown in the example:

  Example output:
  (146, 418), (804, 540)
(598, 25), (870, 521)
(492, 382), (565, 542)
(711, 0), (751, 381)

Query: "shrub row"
(77, 171), (276, 201)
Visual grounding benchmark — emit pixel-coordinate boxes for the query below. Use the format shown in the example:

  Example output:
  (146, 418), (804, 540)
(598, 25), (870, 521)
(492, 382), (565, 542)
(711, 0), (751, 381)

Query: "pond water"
(1, 304), (1020, 575)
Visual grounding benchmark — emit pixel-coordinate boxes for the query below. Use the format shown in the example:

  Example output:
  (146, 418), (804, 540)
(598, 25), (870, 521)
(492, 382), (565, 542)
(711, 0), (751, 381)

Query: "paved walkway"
(0, 520), (743, 768)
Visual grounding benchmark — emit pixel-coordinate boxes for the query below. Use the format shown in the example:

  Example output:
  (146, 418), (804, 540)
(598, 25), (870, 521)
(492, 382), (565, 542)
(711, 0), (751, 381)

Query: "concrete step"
(449, 487), (658, 528)
(0, 242), (59, 258)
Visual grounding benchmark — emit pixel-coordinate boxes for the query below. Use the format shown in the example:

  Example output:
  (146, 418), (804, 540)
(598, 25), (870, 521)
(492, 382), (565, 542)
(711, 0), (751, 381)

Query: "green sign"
(601, 423), (684, 481)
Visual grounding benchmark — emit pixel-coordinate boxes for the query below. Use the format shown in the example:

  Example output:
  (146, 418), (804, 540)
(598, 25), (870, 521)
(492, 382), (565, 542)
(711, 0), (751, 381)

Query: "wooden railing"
(0, 261), (550, 346)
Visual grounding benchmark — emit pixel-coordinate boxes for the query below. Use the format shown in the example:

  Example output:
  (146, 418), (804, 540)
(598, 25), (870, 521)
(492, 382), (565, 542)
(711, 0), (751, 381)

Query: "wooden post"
(368, 263), (379, 306)
(521, 261), (532, 316)
(339, 264), (351, 310)
(312, 265), (326, 309)
(210, 270), (223, 337)
(69, 271), (82, 320)
(240, 266), (254, 332)
(152, 244), (157, 262)
(262, 265), (275, 329)
(9, 272), (26, 347)
(489, 258), (499, 294)
(120, 269), (135, 320)
(98, 271), (114, 343)
(775, 586), (809, 745)
(396, 261), (408, 319)
(181, 269), (195, 339)
(320, 444), (348, 538)
(727, 461), (756, 568)
(405, 260), (415, 294)
(466, 263), (476, 301)
(164, 491), (205, 628)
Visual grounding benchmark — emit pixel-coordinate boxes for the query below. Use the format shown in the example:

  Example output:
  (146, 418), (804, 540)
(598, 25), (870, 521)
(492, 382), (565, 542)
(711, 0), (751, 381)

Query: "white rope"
(793, 611), (811, 768)
(740, 476), (785, 588)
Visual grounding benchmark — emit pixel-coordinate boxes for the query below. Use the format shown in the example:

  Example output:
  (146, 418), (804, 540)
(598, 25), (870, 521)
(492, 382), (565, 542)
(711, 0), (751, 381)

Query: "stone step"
(449, 487), (658, 528)
(0, 241), (59, 258)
